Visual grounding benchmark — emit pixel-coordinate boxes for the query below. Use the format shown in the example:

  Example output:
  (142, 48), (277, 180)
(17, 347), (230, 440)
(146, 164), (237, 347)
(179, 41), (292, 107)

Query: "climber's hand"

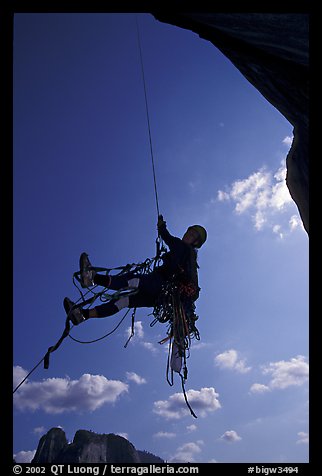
(157, 214), (166, 229)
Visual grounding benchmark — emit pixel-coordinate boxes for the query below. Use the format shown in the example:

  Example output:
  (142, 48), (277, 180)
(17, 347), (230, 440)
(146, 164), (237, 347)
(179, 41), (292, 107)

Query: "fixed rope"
(13, 358), (45, 395)
(135, 16), (160, 219)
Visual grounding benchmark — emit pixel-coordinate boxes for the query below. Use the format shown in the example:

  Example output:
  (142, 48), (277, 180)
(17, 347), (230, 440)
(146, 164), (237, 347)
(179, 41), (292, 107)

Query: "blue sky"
(13, 13), (308, 464)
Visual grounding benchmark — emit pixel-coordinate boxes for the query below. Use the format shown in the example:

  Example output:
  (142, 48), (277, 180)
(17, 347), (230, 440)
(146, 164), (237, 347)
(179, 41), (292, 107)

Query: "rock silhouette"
(32, 428), (164, 464)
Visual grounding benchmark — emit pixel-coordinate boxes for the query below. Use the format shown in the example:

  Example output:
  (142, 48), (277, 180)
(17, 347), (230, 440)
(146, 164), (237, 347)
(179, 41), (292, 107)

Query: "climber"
(63, 216), (207, 326)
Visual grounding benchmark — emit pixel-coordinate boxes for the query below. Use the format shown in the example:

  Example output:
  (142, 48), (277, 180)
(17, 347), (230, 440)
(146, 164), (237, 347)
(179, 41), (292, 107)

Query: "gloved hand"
(157, 214), (166, 229)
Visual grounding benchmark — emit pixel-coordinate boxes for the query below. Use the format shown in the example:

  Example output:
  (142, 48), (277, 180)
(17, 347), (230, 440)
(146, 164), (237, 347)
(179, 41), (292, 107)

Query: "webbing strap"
(44, 316), (71, 369)
(124, 308), (137, 348)
(180, 373), (197, 419)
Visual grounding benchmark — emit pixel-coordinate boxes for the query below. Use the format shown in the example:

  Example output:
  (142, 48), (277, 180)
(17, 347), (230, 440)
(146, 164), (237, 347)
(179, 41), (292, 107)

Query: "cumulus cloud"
(262, 355), (309, 389)
(13, 365), (29, 389)
(249, 383), (270, 394)
(153, 431), (176, 439)
(216, 142), (304, 237)
(141, 341), (158, 353)
(187, 424), (197, 433)
(170, 442), (202, 463)
(296, 431), (309, 444)
(249, 355), (309, 393)
(217, 190), (230, 201)
(282, 135), (293, 147)
(191, 341), (210, 350)
(153, 387), (221, 420)
(126, 372), (147, 385)
(214, 349), (251, 374)
(33, 426), (46, 435)
(13, 366), (128, 414)
(126, 321), (144, 340)
(14, 450), (36, 463)
(289, 214), (303, 231)
(219, 430), (242, 443)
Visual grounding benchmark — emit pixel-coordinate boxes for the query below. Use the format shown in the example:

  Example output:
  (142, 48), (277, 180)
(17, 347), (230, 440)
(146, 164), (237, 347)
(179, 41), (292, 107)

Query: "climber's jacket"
(156, 222), (200, 301)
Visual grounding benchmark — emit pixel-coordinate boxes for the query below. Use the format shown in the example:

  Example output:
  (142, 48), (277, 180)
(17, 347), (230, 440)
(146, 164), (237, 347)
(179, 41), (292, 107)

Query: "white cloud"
(170, 442), (202, 463)
(13, 366), (128, 414)
(153, 387), (221, 420)
(282, 135), (293, 147)
(289, 214), (302, 231)
(141, 341), (158, 353)
(153, 431), (176, 439)
(33, 426), (46, 435)
(191, 342), (209, 350)
(272, 224), (284, 239)
(262, 355), (309, 389)
(14, 450), (36, 463)
(296, 432), (309, 445)
(126, 372), (147, 385)
(186, 424), (197, 433)
(13, 365), (29, 389)
(230, 169), (271, 214)
(116, 432), (129, 440)
(249, 383), (270, 394)
(219, 430), (242, 443)
(250, 355), (309, 393)
(217, 190), (230, 201)
(126, 321), (144, 340)
(216, 150), (304, 236)
(214, 349), (251, 374)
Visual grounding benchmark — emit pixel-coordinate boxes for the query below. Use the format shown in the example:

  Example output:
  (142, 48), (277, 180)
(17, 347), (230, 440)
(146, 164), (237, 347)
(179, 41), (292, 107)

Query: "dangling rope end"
(180, 374), (198, 419)
(124, 308), (137, 348)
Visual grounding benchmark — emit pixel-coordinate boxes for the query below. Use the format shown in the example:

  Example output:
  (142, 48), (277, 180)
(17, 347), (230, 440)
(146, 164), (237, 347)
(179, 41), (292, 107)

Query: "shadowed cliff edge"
(152, 12), (309, 233)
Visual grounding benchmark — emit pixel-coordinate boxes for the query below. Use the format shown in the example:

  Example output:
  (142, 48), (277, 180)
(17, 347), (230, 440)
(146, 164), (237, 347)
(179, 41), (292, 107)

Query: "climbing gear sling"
(151, 276), (201, 418)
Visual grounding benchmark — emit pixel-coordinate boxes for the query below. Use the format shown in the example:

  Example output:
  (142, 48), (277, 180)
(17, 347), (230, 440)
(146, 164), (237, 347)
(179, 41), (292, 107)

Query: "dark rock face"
(58, 430), (141, 464)
(137, 450), (165, 464)
(32, 428), (163, 464)
(32, 428), (68, 464)
(152, 13), (309, 233)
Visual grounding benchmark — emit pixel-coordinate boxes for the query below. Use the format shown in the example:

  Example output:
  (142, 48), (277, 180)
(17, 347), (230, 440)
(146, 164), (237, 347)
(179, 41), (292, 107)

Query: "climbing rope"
(135, 16), (160, 219)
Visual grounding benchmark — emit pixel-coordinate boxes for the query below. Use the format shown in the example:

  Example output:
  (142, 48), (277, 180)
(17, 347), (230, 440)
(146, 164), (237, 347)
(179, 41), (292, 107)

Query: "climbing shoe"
(63, 297), (86, 326)
(79, 252), (96, 288)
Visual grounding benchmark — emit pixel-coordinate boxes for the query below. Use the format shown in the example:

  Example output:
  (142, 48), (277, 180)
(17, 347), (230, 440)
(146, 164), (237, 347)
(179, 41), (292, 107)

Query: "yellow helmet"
(189, 225), (207, 248)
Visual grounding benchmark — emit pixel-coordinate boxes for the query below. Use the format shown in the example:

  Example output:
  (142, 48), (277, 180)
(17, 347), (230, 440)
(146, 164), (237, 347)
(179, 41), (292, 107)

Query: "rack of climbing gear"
(150, 276), (200, 418)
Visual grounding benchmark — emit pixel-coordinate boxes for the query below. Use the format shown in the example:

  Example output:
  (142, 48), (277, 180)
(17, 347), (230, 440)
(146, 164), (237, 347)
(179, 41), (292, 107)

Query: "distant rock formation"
(32, 428), (68, 464)
(32, 428), (164, 464)
(137, 450), (164, 464)
(152, 12), (309, 233)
